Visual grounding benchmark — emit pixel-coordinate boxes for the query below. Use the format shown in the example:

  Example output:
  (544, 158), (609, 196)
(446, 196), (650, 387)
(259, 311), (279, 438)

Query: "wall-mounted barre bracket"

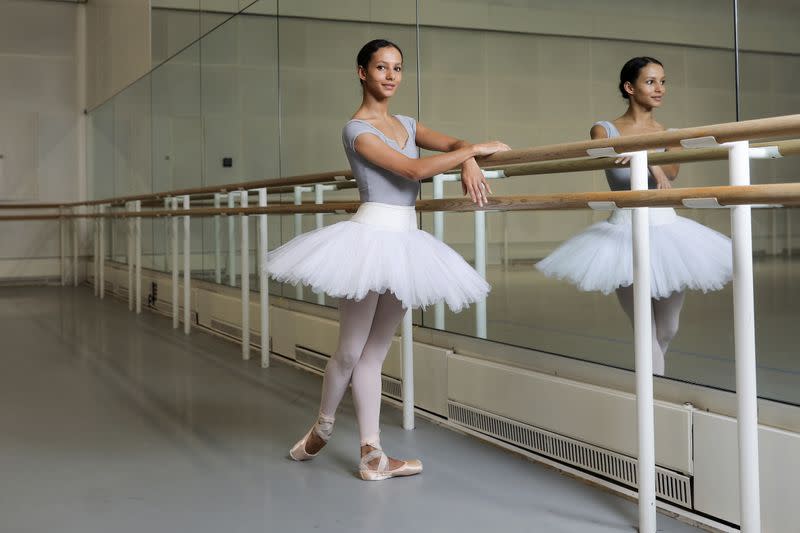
(682, 197), (723, 209)
(681, 136), (720, 149)
(483, 169), (507, 179)
(439, 169), (508, 182)
(333, 175), (349, 181)
(586, 147), (623, 158)
(749, 146), (782, 159)
(588, 201), (618, 210)
(334, 209), (348, 215)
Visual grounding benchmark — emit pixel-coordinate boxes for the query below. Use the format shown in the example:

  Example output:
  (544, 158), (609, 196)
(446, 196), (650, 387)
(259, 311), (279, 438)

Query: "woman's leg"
(616, 285), (666, 376)
(349, 292), (421, 478)
(350, 291), (406, 446)
(299, 292), (380, 455)
(652, 291), (685, 356)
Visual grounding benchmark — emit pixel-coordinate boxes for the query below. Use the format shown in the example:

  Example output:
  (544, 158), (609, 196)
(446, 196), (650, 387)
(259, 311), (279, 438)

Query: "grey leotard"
(342, 115), (420, 207)
(595, 120), (661, 191)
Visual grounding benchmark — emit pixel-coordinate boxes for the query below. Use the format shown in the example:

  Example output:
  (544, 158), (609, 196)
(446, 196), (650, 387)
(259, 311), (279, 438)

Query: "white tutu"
(536, 208), (732, 299)
(264, 202), (490, 312)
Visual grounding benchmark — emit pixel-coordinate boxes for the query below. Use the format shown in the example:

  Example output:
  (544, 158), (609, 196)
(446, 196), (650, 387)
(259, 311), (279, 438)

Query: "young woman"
(266, 39), (510, 481)
(536, 56), (732, 376)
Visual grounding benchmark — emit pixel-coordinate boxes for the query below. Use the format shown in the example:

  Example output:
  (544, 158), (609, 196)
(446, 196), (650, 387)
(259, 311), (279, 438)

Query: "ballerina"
(536, 56), (732, 376)
(266, 39), (510, 480)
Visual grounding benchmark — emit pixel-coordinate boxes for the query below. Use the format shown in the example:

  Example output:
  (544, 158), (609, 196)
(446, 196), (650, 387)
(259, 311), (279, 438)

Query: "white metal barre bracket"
(183, 195), (191, 335)
(170, 197), (179, 329)
(432, 169), (507, 336)
(241, 190), (250, 360)
(314, 184), (337, 306)
(586, 146), (623, 158)
(257, 188), (269, 368)
(588, 201), (618, 210)
(293, 186), (313, 301)
(682, 198), (723, 209)
(214, 193), (222, 284)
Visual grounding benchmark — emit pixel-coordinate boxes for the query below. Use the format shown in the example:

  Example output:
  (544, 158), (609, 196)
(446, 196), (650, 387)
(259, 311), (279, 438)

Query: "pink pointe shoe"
(289, 414), (334, 461)
(358, 444), (423, 481)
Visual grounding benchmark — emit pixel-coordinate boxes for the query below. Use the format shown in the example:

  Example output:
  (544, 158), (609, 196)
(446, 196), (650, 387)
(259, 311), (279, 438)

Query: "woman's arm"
(414, 122), (508, 206)
(659, 145), (680, 180)
(591, 124), (679, 182)
(353, 134), (478, 181)
(353, 129), (509, 206)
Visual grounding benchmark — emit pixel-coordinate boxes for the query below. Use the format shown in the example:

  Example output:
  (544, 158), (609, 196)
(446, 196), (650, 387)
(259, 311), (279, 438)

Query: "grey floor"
(1, 286), (703, 533)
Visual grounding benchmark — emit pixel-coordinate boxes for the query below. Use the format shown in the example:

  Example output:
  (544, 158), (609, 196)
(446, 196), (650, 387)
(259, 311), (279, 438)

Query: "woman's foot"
(289, 414), (334, 461)
(358, 443), (423, 481)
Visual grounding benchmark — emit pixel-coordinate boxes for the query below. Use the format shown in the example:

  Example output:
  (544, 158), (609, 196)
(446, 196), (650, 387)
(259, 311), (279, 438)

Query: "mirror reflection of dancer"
(265, 39), (510, 480)
(536, 57), (732, 376)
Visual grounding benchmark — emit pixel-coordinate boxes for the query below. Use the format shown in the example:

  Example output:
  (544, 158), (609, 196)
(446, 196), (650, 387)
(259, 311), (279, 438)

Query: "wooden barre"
(2, 183), (799, 221)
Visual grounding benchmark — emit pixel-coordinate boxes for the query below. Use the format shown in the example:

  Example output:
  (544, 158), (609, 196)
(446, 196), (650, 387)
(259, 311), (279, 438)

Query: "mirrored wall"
(88, 0), (800, 405)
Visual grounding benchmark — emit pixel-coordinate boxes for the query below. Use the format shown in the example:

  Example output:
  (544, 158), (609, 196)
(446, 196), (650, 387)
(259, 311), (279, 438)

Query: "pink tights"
(318, 291), (406, 446)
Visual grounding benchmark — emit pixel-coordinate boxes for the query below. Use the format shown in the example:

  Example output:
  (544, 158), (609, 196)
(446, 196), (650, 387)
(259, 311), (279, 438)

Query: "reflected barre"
(479, 114), (800, 166)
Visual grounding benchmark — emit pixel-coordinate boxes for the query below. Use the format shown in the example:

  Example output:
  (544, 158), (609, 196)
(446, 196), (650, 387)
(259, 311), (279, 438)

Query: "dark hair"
(619, 56), (663, 99)
(356, 39), (403, 85)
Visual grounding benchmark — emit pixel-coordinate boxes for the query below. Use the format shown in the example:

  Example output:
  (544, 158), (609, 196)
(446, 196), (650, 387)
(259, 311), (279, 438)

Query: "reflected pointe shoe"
(358, 444), (423, 481)
(289, 414), (335, 461)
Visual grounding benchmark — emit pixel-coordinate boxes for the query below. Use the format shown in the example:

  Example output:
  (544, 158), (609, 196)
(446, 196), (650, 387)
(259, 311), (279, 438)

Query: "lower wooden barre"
(2, 183), (800, 222)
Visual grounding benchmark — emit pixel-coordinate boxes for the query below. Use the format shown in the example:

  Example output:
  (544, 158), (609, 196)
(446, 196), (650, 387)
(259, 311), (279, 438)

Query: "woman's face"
(627, 63), (666, 109)
(359, 46), (403, 99)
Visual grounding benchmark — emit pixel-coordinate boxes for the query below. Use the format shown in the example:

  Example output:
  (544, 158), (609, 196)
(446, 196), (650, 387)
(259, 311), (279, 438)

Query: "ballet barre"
(8, 114), (800, 533)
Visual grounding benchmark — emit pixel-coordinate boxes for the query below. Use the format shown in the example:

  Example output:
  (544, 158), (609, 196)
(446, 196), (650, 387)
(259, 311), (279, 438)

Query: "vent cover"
(104, 281), (114, 292)
(295, 346), (328, 371)
(295, 346), (401, 398)
(448, 401), (692, 508)
(117, 286), (129, 297)
(210, 318), (262, 346)
(381, 375), (402, 399)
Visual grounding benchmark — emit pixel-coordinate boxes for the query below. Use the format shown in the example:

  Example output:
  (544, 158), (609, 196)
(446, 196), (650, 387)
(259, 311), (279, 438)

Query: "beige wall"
(86, 0), (151, 110)
(0, 0), (82, 279)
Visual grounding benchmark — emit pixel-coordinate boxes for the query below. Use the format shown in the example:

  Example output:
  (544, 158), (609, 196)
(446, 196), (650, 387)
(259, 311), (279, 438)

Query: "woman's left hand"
(461, 158), (492, 207)
(650, 165), (672, 190)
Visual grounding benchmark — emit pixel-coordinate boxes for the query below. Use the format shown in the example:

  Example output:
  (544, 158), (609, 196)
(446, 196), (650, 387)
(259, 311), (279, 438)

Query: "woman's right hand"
(472, 141), (511, 157)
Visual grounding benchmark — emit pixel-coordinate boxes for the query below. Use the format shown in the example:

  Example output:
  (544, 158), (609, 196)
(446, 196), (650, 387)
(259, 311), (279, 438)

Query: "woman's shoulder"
(590, 120), (616, 138)
(342, 118), (381, 150)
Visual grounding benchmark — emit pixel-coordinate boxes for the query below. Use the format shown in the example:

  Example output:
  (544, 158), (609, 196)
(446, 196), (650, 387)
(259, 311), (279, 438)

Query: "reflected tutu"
(536, 208), (732, 299)
(264, 202), (490, 312)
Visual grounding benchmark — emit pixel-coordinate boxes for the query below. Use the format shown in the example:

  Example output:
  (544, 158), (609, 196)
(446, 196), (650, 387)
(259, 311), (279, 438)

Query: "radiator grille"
(380, 375), (402, 399)
(210, 318), (262, 346)
(295, 346), (402, 398)
(448, 401), (692, 508)
(295, 346), (328, 371)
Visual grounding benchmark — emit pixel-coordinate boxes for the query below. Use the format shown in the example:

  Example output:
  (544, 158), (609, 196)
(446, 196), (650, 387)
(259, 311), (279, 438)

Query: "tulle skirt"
(264, 202), (490, 312)
(536, 208), (732, 299)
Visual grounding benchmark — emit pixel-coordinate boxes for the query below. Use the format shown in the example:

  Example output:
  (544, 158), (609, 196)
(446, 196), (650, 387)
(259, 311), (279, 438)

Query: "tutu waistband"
(608, 207), (677, 226)
(350, 202), (417, 231)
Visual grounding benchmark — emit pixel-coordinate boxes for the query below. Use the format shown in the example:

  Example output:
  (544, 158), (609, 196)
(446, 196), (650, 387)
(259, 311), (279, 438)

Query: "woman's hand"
(472, 141), (511, 157)
(650, 165), (672, 189)
(461, 158), (491, 206)
(463, 142), (509, 206)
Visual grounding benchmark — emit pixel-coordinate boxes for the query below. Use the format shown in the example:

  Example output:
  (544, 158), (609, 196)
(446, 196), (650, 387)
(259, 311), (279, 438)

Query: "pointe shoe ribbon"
(289, 414), (334, 461)
(358, 445), (423, 481)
